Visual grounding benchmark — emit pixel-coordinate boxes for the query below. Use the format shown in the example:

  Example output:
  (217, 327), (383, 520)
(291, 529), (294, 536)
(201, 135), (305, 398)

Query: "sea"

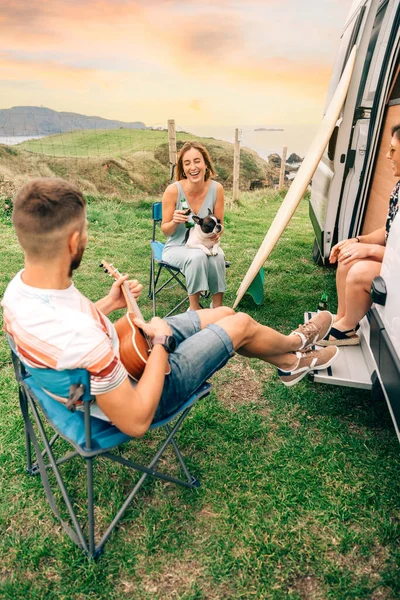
(0, 124), (318, 161)
(180, 124), (319, 161)
(0, 135), (46, 145)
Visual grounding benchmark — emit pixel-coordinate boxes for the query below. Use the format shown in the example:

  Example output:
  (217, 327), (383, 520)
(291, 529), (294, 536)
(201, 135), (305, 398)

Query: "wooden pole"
(279, 146), (287, 191)
(233, 128), (240, 202)
(167, 119), (177, 181)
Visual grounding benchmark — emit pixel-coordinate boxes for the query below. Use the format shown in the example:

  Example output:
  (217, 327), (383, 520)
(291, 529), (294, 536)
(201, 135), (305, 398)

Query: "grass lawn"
(0, 190), (399, 599)
(17, 129), (226, 159)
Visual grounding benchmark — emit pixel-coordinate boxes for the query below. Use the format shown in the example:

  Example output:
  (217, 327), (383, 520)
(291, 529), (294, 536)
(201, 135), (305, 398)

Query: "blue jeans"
(152, 311), (235, 422)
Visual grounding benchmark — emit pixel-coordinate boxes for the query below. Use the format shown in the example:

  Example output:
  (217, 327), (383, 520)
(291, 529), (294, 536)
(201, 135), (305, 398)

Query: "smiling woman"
(161, 141), (226, 310)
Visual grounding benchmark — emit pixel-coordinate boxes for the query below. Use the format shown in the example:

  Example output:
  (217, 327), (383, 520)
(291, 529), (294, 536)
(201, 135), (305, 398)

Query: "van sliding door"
(349, 1), (400, 239)
(309, 0), (381, 261)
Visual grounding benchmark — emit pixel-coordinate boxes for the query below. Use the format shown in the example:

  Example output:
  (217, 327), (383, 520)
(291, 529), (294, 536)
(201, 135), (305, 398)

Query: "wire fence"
(0, 109), (288, 199)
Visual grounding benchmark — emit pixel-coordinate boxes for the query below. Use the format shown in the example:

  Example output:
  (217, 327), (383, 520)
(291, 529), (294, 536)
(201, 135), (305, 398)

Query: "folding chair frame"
(148, 202), (190, 317)
(11, 351), (211, 559)
(149, 246), (189, 317)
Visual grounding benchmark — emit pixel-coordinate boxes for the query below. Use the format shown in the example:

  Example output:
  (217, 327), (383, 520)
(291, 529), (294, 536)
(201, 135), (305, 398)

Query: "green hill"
(1, 129), (280, 198)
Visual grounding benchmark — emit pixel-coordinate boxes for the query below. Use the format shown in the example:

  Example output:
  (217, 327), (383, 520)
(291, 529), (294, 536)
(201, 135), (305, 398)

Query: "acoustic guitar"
(100, 260), (171, 381)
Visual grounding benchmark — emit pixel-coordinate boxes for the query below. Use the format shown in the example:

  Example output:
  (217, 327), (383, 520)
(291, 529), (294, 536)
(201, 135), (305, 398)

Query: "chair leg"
(86, 457), (96, 557)
(152, 260), (158, 316)
(165, 424), (199, 486)
(148, 253), (154, 299)
(164, 296), (189, 318)
(22, 391), (89, 553)
(18, 387), (32, 473)
(97, 407), (199, 551)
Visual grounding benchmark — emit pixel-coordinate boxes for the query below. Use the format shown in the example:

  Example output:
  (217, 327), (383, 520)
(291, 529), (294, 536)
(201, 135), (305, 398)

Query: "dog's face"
(192, 209), (222, 235)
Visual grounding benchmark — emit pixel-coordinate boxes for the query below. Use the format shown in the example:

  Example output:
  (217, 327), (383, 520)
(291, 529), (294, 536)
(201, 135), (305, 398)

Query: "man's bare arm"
(95, 317), (172, 437)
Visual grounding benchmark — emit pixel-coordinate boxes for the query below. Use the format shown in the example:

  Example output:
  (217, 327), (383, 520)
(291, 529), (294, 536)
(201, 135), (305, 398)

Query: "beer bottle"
(317, 292), (328, 312)
(181, 197), (194, 229)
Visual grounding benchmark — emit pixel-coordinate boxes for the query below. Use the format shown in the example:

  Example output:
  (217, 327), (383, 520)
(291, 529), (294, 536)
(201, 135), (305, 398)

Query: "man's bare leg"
(197, 309), (323, 370)
(195, 308), (338, 385)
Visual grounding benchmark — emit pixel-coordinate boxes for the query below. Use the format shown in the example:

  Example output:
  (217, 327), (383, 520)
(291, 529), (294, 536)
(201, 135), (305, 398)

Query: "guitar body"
(114, 312), (171, 381)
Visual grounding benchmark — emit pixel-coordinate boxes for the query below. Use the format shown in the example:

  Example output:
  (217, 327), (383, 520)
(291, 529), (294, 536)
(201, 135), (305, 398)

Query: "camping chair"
(9, 340), (212, 559)
(148, 202), (230, 317)
(149, 201), (189, 317)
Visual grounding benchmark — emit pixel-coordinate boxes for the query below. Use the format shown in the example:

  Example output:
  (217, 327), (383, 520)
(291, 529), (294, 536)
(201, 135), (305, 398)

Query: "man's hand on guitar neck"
(133, 316), (172, 339)
(96, 275), (143, 315)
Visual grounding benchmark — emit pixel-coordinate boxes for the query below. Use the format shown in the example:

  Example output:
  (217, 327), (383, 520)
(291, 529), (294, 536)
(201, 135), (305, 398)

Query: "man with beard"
(2, 178), (338, 437)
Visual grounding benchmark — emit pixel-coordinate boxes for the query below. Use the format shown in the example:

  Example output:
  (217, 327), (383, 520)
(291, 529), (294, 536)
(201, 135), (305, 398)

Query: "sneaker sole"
(280, 346), (339, 387)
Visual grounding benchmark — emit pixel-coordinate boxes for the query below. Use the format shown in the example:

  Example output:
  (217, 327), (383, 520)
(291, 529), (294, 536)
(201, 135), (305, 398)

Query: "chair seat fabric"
(25, 374), (132, 453)
(150, 240), (165, 263)
(23, 368), (211, 454)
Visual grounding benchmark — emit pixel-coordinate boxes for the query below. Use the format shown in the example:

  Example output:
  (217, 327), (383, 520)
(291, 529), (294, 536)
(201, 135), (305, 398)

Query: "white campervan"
(309, 0), (400, 438)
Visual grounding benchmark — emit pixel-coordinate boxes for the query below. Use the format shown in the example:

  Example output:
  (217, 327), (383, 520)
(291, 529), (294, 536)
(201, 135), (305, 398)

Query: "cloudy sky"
(1, 0), (353, 127)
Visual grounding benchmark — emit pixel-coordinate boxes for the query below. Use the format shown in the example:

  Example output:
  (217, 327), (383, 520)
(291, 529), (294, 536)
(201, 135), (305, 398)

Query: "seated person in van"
(320, 124), (400, 346)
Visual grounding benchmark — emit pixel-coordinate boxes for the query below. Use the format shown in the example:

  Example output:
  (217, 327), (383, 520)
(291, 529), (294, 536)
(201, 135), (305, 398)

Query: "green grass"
(17, 129), (226, 159)
(0, 190), (399, 599)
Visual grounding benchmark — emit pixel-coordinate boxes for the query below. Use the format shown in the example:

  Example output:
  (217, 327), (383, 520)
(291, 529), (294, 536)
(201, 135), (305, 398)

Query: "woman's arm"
(329, 226), (386, 264)
(356, 226), (386, 246)
(161, 184), (188, 236)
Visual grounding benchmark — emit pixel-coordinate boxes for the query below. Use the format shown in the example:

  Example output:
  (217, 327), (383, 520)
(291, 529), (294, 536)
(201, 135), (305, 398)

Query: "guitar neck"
(121, 282), (152, 348)
(121, 281), (144, 321)
(100, 259), (152, 347)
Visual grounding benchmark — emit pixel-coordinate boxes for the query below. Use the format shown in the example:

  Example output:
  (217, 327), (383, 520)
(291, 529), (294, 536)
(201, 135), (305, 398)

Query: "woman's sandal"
(318, 326), (360, 347)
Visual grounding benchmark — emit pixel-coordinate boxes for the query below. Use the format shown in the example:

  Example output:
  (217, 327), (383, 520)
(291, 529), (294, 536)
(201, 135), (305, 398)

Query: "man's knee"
(233, 311), (254, 332)
(215, 306), (235, 319)
(216, 311), (254, 348)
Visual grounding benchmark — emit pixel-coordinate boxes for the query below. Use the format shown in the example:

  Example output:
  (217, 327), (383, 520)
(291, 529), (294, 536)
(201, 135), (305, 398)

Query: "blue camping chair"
(9, 341), (212, 559)
(148, 202), (189, 317)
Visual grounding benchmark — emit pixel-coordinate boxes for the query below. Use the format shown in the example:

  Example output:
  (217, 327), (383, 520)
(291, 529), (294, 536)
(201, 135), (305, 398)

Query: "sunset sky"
(1, 0), (353, 128)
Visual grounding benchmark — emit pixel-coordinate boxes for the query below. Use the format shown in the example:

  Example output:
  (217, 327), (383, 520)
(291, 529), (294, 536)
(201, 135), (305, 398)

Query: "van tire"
(312, 239), (324, 266)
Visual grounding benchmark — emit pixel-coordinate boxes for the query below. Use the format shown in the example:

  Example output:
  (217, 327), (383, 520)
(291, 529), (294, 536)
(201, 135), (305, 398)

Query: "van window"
(342, 6), (366, 76)
(324, 6), (366, 111)
(357, 0), (389, 105)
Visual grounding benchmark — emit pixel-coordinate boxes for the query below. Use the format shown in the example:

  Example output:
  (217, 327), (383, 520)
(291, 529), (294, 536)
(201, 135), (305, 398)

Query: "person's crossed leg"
(188, 307), (338, 387)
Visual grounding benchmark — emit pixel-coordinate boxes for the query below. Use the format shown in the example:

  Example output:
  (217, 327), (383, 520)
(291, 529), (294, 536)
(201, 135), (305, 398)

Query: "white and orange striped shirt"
(2, 271), (128, 396)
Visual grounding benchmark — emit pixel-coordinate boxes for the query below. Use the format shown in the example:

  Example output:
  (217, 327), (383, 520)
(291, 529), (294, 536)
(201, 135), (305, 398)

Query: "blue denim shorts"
(152, 310), (235, 422)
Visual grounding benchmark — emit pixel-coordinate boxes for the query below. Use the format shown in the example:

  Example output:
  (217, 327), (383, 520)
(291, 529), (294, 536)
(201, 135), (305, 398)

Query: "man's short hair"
(13, 178), (86, 258)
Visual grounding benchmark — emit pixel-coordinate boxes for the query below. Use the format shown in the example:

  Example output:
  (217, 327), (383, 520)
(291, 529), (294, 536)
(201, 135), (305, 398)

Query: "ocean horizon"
(0, 123), (319, 162)
(180, 124), (319, 161)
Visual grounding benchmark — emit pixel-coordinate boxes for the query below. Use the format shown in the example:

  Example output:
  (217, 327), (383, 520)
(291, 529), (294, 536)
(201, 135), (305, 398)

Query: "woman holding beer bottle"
(161, 141), (226, 310)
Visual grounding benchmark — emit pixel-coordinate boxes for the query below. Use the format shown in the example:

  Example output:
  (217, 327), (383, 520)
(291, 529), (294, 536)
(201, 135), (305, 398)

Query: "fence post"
(279, 146), (287, 191)
(168, 119), (177, 181)
(233, 128), (240, 202)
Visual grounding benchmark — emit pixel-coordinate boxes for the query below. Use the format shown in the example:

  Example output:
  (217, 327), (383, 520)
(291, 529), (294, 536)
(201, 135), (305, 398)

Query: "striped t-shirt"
(2, 271), (128, 396)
